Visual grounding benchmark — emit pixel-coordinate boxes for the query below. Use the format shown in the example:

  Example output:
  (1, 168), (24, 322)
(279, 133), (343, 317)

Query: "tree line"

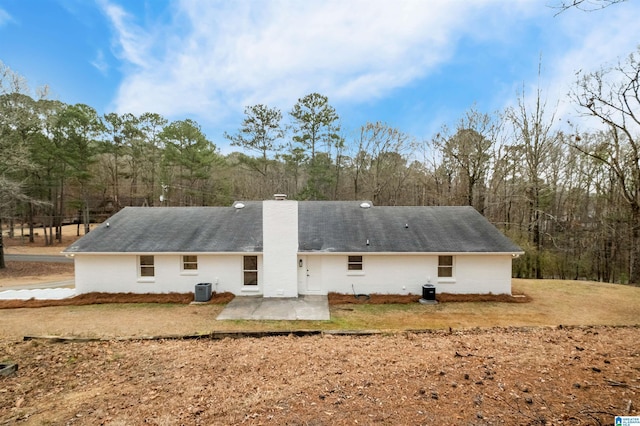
(1, 47), (639, 284)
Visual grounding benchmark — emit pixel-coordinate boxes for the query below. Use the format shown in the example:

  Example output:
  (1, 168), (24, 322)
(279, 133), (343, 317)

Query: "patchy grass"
(1, 279), (638, 340)
(0, 303), (228, 340)
(326, 279), (640, 331)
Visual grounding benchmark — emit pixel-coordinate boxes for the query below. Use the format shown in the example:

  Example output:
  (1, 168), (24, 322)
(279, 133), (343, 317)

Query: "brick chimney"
(262, 196), (298, 297)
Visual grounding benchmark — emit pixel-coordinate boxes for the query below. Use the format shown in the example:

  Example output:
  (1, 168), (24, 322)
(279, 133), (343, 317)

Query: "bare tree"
(551, 0), (627, 14)
(570, 47), (640, 283)
(506, 80), (559, 279)
(348, 122), (414, 204)
(434, 107), (499, 214)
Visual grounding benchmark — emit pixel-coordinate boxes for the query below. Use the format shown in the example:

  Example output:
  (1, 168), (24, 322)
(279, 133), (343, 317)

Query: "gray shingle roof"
(64, 204), (263, 253)
(298, 202), (522, 253)
(64, 202), (522, 254)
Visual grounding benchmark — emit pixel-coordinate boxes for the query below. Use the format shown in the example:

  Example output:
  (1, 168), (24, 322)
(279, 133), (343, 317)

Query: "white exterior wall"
(74, 254), (263, 295)
(74, 252), (512, 296)
(451, 255), (512, 294)
(298, 254), (512, 296)
(262, 200), (299, 297)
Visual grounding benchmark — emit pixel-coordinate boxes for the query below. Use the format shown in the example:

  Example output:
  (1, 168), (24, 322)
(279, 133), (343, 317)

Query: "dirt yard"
(2, 224), (91, 254)
(0, 262), (73, 288)
(0, 225), (77, 288)
(1, 327), (638, 425)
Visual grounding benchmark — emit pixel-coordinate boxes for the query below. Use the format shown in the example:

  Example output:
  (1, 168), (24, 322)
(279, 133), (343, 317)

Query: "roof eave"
(298, 251), (525, 255)
(66, 251), (263, 255)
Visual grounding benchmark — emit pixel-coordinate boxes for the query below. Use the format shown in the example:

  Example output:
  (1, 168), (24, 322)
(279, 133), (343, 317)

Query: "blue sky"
(1, 0), (639, 153)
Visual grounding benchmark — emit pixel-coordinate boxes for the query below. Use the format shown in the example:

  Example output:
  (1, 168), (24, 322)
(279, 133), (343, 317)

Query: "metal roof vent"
(360, 202), (371, 209)
(234, 202), (245, 209)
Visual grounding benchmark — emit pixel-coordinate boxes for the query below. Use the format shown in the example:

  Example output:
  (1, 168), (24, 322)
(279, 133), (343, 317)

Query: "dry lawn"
(326, 279), (640, 332)
(0, 279), (638, 341)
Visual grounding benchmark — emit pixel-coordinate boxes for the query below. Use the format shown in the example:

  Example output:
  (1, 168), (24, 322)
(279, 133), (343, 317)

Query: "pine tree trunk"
(0, 217), (5, 269)
(630, 206), (640, 284)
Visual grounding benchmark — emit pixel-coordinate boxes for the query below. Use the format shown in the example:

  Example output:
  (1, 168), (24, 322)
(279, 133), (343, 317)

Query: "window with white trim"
(348, 255), (363, 271)
(438, 255), (453, 278)
(139, 255), (155, 277)
(243, 256), (258, 286)
(182, 255), (198, 271)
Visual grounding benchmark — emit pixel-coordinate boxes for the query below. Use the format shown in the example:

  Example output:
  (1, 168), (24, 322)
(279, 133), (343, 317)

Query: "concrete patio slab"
(216, 295), (330, 321)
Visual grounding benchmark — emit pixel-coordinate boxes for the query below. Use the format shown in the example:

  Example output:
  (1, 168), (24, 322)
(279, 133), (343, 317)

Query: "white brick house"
(64, 198), (523, 297)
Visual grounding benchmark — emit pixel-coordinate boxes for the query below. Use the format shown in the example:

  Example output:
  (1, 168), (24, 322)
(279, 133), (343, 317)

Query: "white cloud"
(91, 49), (109, 75)
(101, 0), (519, 127)
(101, 0), (640, 140)
(0, 8), (14, 27)
(98, 0), (154, 68)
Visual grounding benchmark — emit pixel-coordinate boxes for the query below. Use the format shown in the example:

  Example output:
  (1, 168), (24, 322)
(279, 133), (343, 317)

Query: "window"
(348, 255), (363, 271)
(182, 255), (198, 271)
(243, 255), (258, 286)
(139, 255), (155, 277)
(438, 255), (453, 278)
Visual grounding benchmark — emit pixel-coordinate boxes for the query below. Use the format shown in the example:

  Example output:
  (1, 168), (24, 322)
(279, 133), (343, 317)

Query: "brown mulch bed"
(0, 292), (530, 310)
(0, 289), (531, 309)
(0, 292), (235, 309)
(328, 292), (531, 304)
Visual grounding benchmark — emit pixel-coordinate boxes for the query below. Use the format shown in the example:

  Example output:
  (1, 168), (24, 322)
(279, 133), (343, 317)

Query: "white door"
(297, 256), (308, 294)
(299, 256), (323, 293)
